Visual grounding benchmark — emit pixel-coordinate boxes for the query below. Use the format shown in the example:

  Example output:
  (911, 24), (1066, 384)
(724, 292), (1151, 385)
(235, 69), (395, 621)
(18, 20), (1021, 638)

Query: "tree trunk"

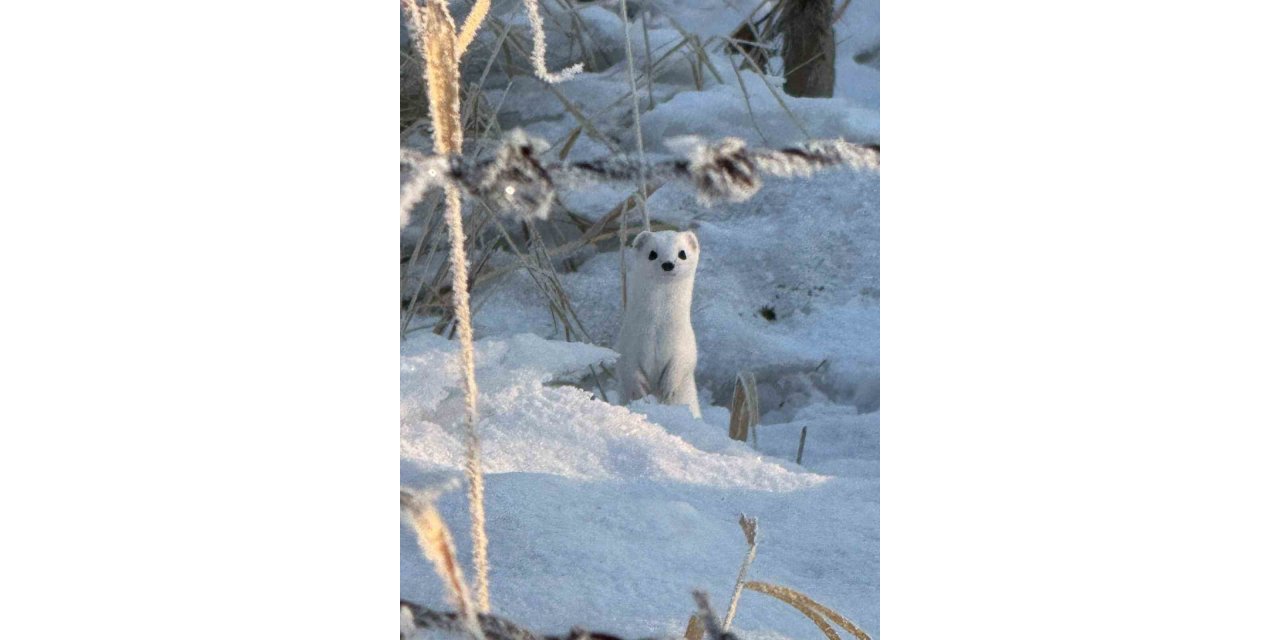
(782, 0), (835, 98)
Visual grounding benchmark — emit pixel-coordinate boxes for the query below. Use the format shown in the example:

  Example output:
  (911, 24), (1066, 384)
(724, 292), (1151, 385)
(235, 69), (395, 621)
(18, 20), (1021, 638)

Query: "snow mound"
(401, 331), (617, 420)
(402, 332), (822, 488)
(402, 333), (878, 638)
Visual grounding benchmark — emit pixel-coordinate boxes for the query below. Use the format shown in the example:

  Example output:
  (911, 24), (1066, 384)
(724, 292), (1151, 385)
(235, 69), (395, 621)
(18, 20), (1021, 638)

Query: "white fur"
(615, 229), (702, 419)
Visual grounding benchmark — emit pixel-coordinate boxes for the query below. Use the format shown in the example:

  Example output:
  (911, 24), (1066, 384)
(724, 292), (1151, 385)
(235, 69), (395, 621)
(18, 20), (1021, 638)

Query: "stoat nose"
(662, 262), (674, 271)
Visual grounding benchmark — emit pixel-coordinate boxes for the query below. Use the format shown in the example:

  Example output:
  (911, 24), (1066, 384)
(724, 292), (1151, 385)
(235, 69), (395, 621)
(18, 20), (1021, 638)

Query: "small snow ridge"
(402, 332), (823, 490)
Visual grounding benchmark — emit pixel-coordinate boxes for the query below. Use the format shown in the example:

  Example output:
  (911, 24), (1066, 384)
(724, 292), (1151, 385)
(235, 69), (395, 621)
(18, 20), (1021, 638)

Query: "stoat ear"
(633, 230), (653, 250)
(682, 230), (699, 252)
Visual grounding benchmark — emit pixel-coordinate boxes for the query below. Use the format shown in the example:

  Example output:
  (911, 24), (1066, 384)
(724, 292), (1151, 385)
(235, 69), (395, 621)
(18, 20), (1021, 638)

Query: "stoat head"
(631, 229), (699, 283)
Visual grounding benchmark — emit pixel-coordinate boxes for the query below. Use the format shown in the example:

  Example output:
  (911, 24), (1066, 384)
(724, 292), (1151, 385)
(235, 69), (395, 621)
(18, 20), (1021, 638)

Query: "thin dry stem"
(444, 184), (490, 612)
(521, 0), (584, 83)
(401, 490), (484, 640)
(402, 0), (491, 612)
(722, 515), (758, 629)
(417, 0), (464, 152)
(692, 591), (735, 640)
(619, 197), (628, 311)
(641, 10), (655, 109)
(617, 0), (650, 232)
(728, 372), (759, 442)
(724, 37), (812, 139)
(456, 0), (491, 56)
(745, 581), (873, 640)
(683, 614), (704, 640)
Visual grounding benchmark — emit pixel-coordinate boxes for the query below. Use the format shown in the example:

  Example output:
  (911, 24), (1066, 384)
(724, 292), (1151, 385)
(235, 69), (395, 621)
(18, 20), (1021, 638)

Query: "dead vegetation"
(728, 371), (759, 443)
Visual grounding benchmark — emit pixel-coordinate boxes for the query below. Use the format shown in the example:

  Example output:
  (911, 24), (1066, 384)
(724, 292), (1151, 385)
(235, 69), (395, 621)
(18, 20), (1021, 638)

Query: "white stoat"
(615, 229), (702, 419)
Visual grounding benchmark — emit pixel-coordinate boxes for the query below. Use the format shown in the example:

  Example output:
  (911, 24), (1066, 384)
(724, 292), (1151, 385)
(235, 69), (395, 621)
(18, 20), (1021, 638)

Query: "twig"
(796, 425), (808, 464)
(520, 0), (584, 83)
(401, 132), (879, 218)
(724, 37), (812, 139)
(723, 515), (759, 629)
(456, 0), (492, 56)
(641, 10), (655, 109)
(692, 592), (738, 640)
(745, 581), (874, 640)
(617, 0), (650, 232)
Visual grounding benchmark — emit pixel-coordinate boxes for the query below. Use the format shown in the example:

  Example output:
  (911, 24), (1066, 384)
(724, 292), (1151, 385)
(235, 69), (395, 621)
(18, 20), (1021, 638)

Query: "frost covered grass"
(402, 0), (878, 636)
(401, 488), (484, 640)
(403, 0), (533, 611)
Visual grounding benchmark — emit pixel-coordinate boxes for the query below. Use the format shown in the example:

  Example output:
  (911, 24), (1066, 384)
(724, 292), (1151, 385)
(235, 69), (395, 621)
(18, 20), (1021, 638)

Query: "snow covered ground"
(402, 0), (879, 636)
(401, 332), (878, 638)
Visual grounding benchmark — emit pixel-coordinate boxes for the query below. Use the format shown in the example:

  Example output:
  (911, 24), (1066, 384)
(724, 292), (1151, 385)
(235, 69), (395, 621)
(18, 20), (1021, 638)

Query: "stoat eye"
(648, 250), (658, 261)
(678, 250), (687, 260)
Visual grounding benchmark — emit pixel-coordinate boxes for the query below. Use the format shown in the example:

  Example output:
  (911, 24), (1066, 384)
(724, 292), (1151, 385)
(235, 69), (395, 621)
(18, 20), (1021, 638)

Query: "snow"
(474, 167), (880, 409)
(401, 334), (878, 638)
(403, 0), (878, 636)
(641, 62), (879, 148)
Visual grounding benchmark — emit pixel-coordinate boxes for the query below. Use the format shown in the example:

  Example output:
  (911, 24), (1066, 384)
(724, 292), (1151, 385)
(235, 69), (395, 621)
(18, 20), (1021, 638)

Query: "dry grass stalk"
(744, 581), (873, 640)
(641, 10), (655, 109)
(410, 0), (463, 152)
(691, 591), (737, 640)
(535, 31), (691, 152)
(662, 15), (725, 86)
(722, 515), (758, 629)
(728, 371), (759, 442)
(616, 0), (650, 233)
(400, 489), (484, 640)
(448, 182), (491, 613)
(456, 0), (491, 56)
(492, 28), (616, 151)
(721, 45), (770, 143)
(723, 38), (812, 139)
(724, 0), (780, 72)
(470, 183), (664, 291)
(619, 197), (629, 310)
(402, 0), (491, 612)
(520, 0), (584, 83)
(683, 614), (704, 640)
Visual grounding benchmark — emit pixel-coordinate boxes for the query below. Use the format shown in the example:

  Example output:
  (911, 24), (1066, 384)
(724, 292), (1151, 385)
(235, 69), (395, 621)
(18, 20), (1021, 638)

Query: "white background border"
(2, 0), (1278, 637)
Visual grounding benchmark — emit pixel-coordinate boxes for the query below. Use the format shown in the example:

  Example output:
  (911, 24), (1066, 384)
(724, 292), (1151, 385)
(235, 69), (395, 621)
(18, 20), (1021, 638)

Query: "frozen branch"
(400, 132), (879, 219)
(722, 515), (758, 629)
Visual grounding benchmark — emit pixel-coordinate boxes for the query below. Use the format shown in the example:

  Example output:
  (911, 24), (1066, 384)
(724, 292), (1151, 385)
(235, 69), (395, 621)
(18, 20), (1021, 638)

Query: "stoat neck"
(626, 274), (695, 322)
